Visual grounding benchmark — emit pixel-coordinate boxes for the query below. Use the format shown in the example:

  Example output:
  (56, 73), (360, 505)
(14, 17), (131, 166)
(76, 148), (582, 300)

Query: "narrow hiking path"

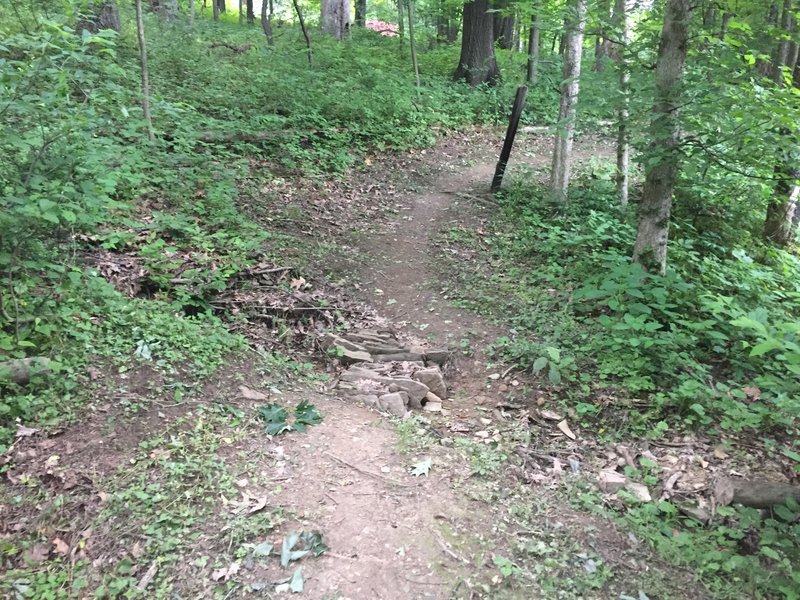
(3, 130), (672, 600)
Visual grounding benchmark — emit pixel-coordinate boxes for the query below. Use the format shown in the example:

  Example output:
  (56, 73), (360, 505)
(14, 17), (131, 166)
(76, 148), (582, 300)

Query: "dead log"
(715, 477), (800, 509)
(0, 357), (53, 386)
(208, 42), (254, 53)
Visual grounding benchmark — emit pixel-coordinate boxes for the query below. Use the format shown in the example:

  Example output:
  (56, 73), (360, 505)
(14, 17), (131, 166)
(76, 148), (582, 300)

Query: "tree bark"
(246, 0), (254, 24)
(78, 0), (121, 32)
(398, 0), (405, 51)
(134, 0), (155, 141)
(293, 0), (313, 64)
(261, 0), (274, 45)
(407, 0), (421, 89)
(355, 0), (366, 26)
(526, 10), (540, 84)
(715, 477), (800, 509)
(454, 0), (500, 85)
(189, 0), (195, 25)
(613, 0), (630, 206)
(549, 0), (587, 199)
(321, 0), (350, 39)
(493, 0), (515, 50)
(213, 0), (219, 21)
(593, 0), (612, 72)
(764, 0), (799, 246)
(632, 0), (693, 274)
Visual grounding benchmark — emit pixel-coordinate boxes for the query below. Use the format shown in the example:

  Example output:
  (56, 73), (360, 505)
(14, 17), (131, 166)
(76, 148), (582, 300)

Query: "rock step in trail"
(322, 330), (450, 418)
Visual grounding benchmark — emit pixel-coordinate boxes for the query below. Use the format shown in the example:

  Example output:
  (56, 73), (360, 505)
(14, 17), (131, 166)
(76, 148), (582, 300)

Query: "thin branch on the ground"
(323, 451), (417, 488)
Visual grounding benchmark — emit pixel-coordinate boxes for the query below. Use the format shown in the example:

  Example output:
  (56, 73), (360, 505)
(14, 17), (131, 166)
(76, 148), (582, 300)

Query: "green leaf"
(548, 366), (561, 385)
(293, 400), (322, 432)
(532, 356), (548, 373)
(410, 457), (432, 477)
(289, 567), (303, 592)
(760, 546), (781, 561)
(749, 339), (782, 357)
(257, 404), (291, 436)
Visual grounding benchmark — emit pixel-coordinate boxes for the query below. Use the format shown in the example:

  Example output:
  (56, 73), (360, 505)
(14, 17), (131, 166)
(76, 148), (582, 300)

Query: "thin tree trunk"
(453, 0), (500, 85)
(189, 0), (195, 24)
(213, 0), (219, 21)
(356, 0), (366, 26)
(550, 0), (587, 199)
(293, 0), (313, 64)
(493, 0), (515, 50)
(247, 0), (254, 23)
(632, 0), (693, 274)
(398, 0), (405, 52)
(134, 0), (155, 141)
(764, 0), (799, 245)
(239, 0), (243, 24)
(593, 0), (612, 72)
(261, 0), (274, 44)
(526, 10), (540, 84)
(407, 0), (421, 89)
(613, 0), (630, 206)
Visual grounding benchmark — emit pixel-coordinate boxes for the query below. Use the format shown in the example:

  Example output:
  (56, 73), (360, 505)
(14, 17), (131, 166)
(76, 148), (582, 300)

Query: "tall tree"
(613, 0), (630, 206)
(454, 0), (500, 85)
(493, 0), (516, 50)
(261, 0), (274, 44)
(408, 0), (421, 89)
(213, 0), (219, 21)
(321, 0), (350, 39)
(134, 0), (155, 141)
(246, 0), (254, 24)
(526, 8), (540, 84)
(294, 0), (313, 63)
(355, 0), (367, 26)
(632, 0), (694, 274)
(593, 0), (612, 71)
(550, 0), (587, 199)
(764, 0), (799, 245)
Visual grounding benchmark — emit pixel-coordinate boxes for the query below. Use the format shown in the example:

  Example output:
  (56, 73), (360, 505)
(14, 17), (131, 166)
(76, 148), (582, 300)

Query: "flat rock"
(378, 392), (409, 418)
(350, 394), (379, 408)
(625, 482), (652, 502)
(412, 367), (447, 399)
(339, 348), (373, 364)
(374, 352), (426, 363)
(598, 470), (627, 493)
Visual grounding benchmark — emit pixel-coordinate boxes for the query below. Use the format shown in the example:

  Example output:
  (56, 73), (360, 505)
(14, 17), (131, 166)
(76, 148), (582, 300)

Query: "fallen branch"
(208, 41), (253, 53)
(323, 451), (416, 488)
(715, 477), (800, 509)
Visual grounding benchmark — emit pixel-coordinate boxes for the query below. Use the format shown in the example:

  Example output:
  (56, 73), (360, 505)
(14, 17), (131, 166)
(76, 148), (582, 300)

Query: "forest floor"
(4, 129), (716, 599)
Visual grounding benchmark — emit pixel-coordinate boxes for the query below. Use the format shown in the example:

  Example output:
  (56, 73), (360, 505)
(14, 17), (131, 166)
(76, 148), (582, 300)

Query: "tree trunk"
(632, 0), (693, 274)
(189, 0), (195, 25)
(239, 0), (243, 24)
(213, 0), (219, 21)
(398, 0), (405, 51)
(493, 0), (515, 50)
(246, 0), (254, 24)
(293, 0), (313, 64)
(613, 0), (630, 206)
(593, 0), (612, 72)
(217, 0), (225, 13)
(715, 477), (800, 509)
(78, 0), (121, 32)
(764, 0), (799, 246)
(408, 0), (421, 89)
(454, 0), (500, 85)
(355, 0), (366, 26)
(526, 10), (540, 84)
(549, 0), (587, 199)
(261, 0), (274, 45)
(321, 0), (350, 39)
(134, 0), (155, 141)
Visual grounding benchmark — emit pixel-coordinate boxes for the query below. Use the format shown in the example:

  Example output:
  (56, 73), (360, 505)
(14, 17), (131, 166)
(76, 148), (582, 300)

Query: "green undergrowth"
(0, 7), (536, 447)
(440, 170), (800, 438)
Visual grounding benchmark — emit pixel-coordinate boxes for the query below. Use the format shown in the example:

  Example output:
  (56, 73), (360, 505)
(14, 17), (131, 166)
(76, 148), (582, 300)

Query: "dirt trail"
(274, 131), (620, 598)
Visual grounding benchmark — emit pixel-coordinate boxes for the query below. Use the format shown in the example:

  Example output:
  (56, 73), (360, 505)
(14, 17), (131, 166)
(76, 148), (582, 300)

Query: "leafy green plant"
(256, 401), (322, 435)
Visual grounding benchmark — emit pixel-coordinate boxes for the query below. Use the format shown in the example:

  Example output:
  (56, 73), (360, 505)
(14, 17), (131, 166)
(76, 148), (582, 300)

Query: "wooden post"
(491, 85), (528, 193)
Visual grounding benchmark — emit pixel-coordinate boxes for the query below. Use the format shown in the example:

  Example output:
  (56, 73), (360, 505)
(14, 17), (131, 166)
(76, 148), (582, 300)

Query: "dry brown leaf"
(539, 409), (563, 421)
(556, 419), (576, 440)
(16, 425), (39, 438)
(247, 496), (268, 515)
(23, 543), (50, 564)
(211, 561), (241, 582)
(743, 386), (761, 400)
(238, 386), (268, 401)
(52, 538), (70, 556)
